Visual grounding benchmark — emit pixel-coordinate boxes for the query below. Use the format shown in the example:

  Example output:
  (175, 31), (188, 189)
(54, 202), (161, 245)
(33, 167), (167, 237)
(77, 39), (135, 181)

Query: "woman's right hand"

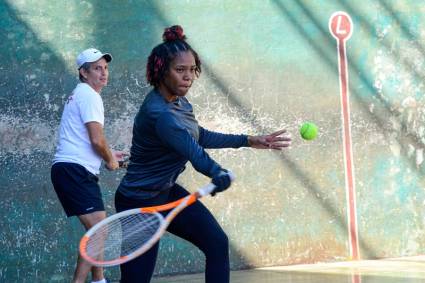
(211, 169), (233, 196)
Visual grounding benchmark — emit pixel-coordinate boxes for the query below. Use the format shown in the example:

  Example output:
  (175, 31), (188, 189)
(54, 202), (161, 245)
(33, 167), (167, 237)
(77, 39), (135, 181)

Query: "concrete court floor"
(150, 256), (425, 283)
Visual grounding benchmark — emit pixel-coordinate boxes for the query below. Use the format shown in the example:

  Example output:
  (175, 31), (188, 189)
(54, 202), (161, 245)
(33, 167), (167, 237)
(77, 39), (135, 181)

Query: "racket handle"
(227, 170), (236, 182)
(198, 170), (236, 197)
(118, 160), (129, 168)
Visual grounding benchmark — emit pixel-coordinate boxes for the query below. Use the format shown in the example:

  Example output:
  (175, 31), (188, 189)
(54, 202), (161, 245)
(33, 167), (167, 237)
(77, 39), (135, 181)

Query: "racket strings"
(120, 219), (159, 254)
(85, 213), (162, 261)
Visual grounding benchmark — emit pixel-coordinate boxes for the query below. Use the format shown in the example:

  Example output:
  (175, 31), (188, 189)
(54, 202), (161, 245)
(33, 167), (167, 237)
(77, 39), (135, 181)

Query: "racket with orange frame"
(79, 172), (234, 267)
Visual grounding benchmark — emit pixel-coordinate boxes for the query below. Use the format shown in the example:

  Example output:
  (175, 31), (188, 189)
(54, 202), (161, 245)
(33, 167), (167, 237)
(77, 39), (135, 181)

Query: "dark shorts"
(51, 162), (104, 217)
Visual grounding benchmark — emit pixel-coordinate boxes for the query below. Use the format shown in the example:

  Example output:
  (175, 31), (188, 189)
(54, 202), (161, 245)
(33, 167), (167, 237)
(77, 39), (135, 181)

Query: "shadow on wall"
(339, 0), (425, 170)
(0, 2), (73, 122)
(271, 0), (425, 256)
(274, 0), (425, 172)
(0, 2), (81, 283)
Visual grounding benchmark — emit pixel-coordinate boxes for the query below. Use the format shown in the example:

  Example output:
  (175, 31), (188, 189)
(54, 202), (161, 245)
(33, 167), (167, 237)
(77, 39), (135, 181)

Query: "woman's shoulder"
(139, 90), (170, 118)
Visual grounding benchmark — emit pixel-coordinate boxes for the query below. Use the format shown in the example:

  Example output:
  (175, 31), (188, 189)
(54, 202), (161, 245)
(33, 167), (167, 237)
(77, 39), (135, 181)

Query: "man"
(51, 48), (122, 283)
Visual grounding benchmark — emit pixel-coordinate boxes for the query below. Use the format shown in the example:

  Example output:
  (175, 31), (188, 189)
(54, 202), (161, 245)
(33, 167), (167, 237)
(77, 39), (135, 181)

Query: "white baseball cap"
(76, 48), (112, 69)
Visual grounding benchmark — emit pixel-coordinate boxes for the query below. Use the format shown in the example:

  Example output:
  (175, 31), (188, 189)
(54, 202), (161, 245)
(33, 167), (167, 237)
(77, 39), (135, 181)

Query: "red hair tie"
(163, 25), (185, 42)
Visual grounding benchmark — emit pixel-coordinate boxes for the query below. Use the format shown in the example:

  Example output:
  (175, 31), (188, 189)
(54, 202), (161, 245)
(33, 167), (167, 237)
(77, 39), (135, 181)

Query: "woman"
(115, 26), (291, 283)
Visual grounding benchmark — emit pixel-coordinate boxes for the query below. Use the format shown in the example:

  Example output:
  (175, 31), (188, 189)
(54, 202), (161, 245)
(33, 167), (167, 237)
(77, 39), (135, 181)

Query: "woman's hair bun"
(162, 25), (186, 42)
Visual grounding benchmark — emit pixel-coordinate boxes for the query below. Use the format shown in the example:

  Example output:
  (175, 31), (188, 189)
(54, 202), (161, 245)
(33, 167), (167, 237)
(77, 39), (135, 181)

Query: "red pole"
(329, 11), (360, 261)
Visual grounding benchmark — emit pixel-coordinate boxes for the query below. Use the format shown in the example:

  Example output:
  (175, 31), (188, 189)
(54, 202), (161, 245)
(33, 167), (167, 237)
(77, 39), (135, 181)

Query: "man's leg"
(73, 211), (106, 283)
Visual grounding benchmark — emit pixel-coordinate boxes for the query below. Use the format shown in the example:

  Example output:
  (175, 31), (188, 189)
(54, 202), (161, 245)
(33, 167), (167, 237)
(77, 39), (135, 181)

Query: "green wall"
(1, 0), (425, 281)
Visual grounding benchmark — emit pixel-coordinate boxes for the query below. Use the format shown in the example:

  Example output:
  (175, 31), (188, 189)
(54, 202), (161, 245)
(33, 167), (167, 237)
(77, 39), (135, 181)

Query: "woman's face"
(160, 51), (196, 99)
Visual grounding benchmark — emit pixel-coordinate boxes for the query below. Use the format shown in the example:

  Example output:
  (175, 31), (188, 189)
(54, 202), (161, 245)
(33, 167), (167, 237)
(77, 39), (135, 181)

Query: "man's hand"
(113, 151), (130, 168)
(105, 160), (119, 171)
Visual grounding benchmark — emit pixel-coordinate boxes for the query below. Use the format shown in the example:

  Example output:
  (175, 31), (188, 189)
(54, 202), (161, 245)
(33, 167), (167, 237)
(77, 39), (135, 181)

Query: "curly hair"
(146, 25), (201, 87)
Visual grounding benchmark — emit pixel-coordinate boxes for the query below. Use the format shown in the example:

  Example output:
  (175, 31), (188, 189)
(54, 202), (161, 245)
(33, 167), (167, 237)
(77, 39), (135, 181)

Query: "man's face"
(81, 57), (109, 92)
(161, 51), (196, 98)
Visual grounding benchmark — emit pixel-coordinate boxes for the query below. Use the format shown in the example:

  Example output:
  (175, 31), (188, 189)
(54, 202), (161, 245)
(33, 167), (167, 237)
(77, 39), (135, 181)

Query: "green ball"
(300, 122), (318, 140)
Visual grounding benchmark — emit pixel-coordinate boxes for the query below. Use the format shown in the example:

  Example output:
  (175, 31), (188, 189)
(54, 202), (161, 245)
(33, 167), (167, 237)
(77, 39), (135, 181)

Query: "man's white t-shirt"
(53, 83), (104, 175)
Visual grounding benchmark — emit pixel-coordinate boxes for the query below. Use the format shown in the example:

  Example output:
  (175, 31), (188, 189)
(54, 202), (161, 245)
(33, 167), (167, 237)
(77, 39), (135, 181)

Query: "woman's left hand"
(248, 129), (291, 150)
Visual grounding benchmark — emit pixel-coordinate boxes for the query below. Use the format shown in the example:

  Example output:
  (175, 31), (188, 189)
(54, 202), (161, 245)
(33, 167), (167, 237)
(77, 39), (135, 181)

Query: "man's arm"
(86, 121), (119, 170)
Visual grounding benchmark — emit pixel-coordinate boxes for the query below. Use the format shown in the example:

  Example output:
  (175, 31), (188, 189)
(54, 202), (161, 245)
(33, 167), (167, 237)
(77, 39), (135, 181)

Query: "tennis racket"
(79, 172), (234, 267)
